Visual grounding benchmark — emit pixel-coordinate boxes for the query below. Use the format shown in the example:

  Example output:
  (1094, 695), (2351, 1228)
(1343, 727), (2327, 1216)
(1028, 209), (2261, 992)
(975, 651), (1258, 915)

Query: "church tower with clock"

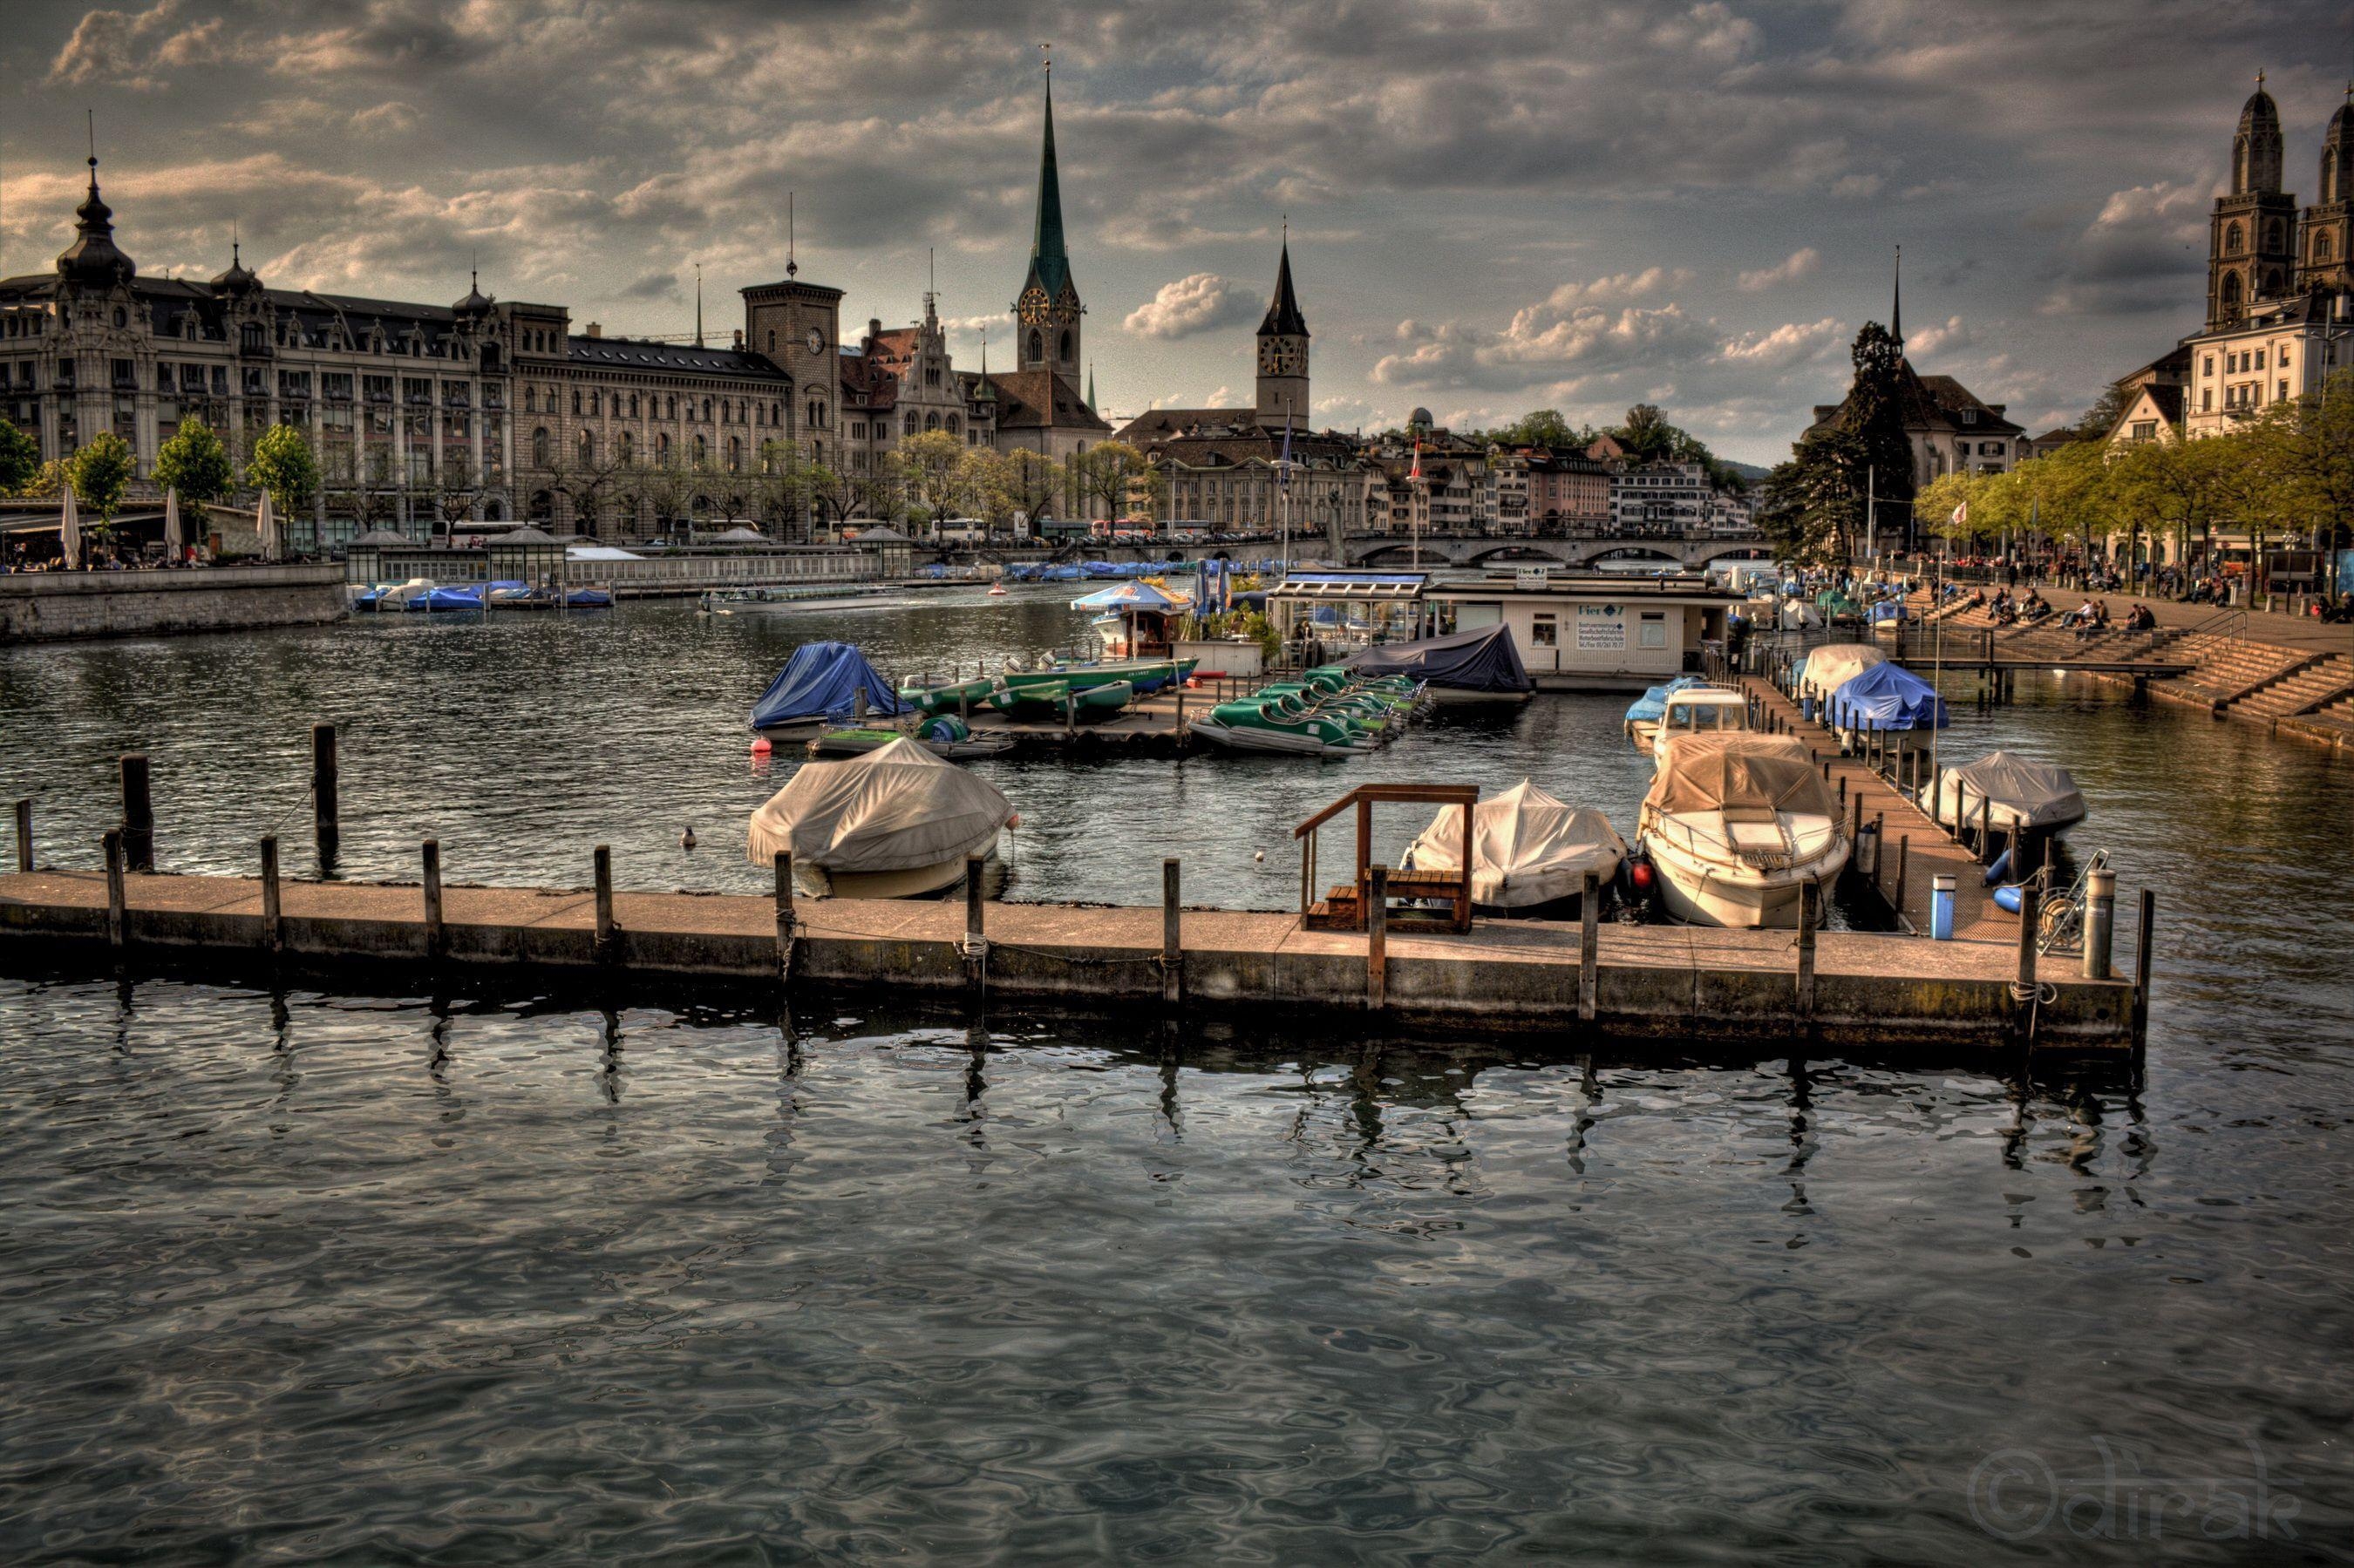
(1014, 64), (1083, 383)
(1255, 234), (1310, 426)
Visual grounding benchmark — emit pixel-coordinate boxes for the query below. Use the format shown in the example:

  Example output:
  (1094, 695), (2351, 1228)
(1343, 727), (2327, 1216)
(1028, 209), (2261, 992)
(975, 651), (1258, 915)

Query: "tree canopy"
(245, 424), (321, 518)
(67, 431), (136, 525)
(0, 416), (39, 497)
(153, 417), (235, 506)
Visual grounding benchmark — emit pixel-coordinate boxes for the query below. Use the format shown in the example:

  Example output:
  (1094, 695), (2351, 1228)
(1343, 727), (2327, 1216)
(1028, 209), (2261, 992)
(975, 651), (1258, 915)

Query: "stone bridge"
(956, 531), (1773, 573)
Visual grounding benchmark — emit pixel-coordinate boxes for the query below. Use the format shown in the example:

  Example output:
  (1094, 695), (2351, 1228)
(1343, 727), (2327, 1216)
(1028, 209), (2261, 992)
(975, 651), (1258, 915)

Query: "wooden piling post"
(964, 855), (987, 991)
(1794, 881), (1817, 1020)
(773, 850), (794, 982)
(1161, 857), (1183, 1007)
(1976, 795), (1992, 863)
(119, 753), (154, 872)
(593, 845), (615, 962)
(13, 798), (30, 874)
(311, 723), (339, 867)
(1577, 871), (1599, 1024)
(2132, 889), (2155, 1045)
(1365, 865), (1388, 1010)
(1869, 811), (1884, 881)
(1892, 835), (1909, 922)
(259, 834), (282, 954)
(2014, 885), (2042, 1045)
(102, 829), (126, 950)
(422, 839), (444, 959)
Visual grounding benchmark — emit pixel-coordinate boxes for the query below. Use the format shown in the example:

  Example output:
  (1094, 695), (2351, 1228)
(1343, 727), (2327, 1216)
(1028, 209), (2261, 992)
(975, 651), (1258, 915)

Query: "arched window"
(588, 390), (601, 416)
(2317, 232), (2336, 264)
(2264, 221), (2283, 253)
(579, 430), (595, 465)
(618, 431), (634, 464)
(522, 387), (535, 412)
(903, 411), (919, 437)
(767, 329), (777, 352)
(727, 436), (741, 471)
(945, 414), (960, 436)
(925, 412), (940, 431)
(1058, 329), (1072, 363)
(754, 403), (764, 428)
(665, 394), (676, 420)
(532, 427), (549, 465)
(772, 401), (782, 426)
(702, 397), (712, 422)
(2225, 221), (2244, 255)
(691, 433), (706, 464)
(1028, 329), (1042, 363)
(657, 431), (671, 467)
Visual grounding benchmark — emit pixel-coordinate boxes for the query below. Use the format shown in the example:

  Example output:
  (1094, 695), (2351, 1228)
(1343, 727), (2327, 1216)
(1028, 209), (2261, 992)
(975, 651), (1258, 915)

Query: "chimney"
(584, 322), (602, 339)
(732, 328), (744, 350)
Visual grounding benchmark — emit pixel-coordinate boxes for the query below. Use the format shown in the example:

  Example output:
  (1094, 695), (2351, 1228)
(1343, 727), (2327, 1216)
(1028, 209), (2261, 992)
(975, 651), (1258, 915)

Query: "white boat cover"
(1935, 750), (2087, 830)
(1646, 734), (1840, 822)
(1406, 779), (1626, 907)
(1798, 641), (1885, 695)
(746, 736), (1011, 873)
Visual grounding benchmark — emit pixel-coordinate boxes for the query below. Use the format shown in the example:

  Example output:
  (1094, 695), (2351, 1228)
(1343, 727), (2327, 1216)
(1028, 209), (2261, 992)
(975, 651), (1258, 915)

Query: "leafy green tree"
(890, 430), (972, 533)
(24, 458), (69, 499)
(1076, 439), (1160, 523)
(152, 417), (235, 506)
(2111, 434), (2231, 576)
(1757, 425), (1870, 567)
(2247, 366), (2354, 594)
(0, 416), (38, 497)
(1490, 409), (1595, 451)
(67, 431), (136, 529)
(245, 424), (321, 518)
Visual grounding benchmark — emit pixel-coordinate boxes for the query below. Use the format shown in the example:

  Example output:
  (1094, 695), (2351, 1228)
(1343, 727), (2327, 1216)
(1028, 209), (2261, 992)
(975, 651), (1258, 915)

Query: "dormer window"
(1961, 408), (1977, 425)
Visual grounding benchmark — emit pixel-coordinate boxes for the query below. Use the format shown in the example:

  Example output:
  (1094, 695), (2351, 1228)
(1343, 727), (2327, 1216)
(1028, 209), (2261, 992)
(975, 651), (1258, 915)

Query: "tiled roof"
(985, 369), (1109, 433)
(568, 336), (790, 380)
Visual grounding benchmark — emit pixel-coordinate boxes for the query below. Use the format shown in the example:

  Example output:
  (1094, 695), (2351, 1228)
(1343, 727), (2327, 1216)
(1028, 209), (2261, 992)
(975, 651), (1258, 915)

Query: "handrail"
(1294, 781), (1476, 838)
(2183, 607), (2247, 646)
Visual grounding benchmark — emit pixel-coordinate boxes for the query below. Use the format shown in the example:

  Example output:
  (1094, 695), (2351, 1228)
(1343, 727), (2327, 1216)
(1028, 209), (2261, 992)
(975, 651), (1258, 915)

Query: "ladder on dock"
(1296, 783), (1478, 933)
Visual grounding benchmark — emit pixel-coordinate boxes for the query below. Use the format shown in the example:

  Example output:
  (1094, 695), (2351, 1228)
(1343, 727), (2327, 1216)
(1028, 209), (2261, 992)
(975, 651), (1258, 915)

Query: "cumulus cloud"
(1738, 248), (1820, 292)
(1122, 273), (1260, 339)
(1538, 268), (1693, 308)
(46, 0), (219, 87)
(1717, 317), (1843, 368)
(1904, 315), (1970, 354)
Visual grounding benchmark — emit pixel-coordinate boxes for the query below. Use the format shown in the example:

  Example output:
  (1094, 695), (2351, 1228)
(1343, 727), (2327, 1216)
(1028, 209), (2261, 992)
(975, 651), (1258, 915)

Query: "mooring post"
(2132, 890), (2155, 1044)
(773, 850), (795, 982)
(593, 845), (615, 963)
(1837, 773), (1847, 809)
(1868, 811), (1884, 880)
(1794, 881), (1817, 1020)
(1976, 796), (1992, 863)
(102, 829), (126, 950)
(14, 798), (30, 874)
(1365, 865), (1388, 1011)
(1847, 791), (1863, 866)
(1161, 856), (1183, 1007)
(2014, 885), (2043, 1044)
(119, 753), (154, 872)
(421, 839), (444, 959)
(1577, 870), (1599, 1024)
(311, 723), (339, 869)
(2082, 867), (2115, 981)
(259, 834), (282, 954)
(963, 855), (987, 992)
(854, 687), (868, 724)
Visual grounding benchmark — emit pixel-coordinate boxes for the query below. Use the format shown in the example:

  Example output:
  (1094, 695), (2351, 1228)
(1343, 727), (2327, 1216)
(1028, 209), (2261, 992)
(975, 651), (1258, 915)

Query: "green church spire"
(1030, 63), (1071, 299)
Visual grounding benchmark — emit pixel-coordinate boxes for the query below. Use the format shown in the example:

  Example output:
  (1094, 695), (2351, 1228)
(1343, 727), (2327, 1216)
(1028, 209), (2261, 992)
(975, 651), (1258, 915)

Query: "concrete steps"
(2151, 635), (2314, 711)
(2226, 652), (2354, 720)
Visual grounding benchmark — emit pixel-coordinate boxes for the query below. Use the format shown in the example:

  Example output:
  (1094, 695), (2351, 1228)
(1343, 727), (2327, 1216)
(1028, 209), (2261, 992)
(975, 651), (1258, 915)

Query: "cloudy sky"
(3, 0), (2349, 462)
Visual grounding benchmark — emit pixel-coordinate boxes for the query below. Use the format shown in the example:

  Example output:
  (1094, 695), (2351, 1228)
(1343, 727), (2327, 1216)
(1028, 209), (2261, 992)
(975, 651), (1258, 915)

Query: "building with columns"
(1, 150), (844, 546)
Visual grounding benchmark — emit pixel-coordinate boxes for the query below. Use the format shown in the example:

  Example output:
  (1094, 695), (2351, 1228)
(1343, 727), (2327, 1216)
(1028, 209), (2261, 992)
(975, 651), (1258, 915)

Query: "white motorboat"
(1631, 686), (1747, 759)
(745, 736), (1015, 899)
(1401, 779), (1626, 916)
(1638, 733), (1848, 928)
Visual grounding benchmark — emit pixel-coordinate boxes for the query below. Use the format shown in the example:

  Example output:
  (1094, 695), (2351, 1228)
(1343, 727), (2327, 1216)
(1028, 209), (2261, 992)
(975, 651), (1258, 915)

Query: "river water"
(2, 590), (2350, 1563)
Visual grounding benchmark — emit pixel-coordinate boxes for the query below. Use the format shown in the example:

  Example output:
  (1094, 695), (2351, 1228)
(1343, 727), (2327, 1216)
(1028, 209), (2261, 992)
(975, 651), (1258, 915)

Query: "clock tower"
(1013, 64), (1082, 381)
(742, 261), (844, 464)
(1255, 233), (1310, 426)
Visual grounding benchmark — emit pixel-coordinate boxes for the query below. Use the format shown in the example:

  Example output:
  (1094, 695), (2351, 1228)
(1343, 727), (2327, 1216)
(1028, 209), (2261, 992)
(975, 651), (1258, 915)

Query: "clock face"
(806, 329), (825, 356)
(1017, 287), (1051, 327)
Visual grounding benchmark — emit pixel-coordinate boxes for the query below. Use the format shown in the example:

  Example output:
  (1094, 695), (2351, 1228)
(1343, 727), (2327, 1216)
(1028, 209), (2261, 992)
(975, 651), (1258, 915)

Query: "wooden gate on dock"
(1295, 784), (1477, 933)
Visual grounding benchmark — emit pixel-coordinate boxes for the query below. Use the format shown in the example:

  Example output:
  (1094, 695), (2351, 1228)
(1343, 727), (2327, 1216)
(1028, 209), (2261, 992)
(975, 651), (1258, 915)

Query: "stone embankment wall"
(0, 566), (348, 644)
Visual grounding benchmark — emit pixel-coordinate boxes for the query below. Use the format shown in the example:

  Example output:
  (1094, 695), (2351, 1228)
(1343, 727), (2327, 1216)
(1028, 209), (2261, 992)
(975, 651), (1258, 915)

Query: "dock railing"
(1295, 783), (1478, 933)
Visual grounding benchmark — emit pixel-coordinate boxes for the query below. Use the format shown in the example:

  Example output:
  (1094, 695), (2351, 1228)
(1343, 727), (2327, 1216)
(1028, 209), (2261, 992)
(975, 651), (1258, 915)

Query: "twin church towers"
(2204, 73), (2353, 329)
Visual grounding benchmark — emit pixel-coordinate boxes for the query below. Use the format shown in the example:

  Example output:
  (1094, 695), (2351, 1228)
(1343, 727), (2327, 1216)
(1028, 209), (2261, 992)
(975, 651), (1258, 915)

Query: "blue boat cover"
(1826, 661), (1949, 731)
(1623, 675), (1707, 723)
(1342, 623), (1533, 693)
(1869, 600), (1909, 622)
(749, 641), (904, 729)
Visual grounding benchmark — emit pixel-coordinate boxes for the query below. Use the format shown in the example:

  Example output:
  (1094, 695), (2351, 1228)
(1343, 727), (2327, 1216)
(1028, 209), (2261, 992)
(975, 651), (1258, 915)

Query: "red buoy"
(750, 736), (772, 756)
(1630, 861), (1654, 891)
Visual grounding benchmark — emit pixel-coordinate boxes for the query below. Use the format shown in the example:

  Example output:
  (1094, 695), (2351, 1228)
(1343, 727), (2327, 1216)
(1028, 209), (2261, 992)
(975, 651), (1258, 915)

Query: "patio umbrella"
(163, 488), (182, 560)
(1071, 580), (1181, 660)
(58, 485), (80, 569)
(255, 490), (277, 561)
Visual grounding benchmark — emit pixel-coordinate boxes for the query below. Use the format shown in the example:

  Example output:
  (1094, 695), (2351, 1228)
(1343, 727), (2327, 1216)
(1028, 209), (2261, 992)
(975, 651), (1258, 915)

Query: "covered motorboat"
(1628, 681), (1745, 757)
(1402, 779), (1626, 916)
(1791, 641), (1885, 699)
(750, 641), (903, 731)
(745, 736), (1014, 899)
(1638, 733), (1848, 928)
(1341, 623), (1533, 704)
(1824, 660), (1949, 736)
(1928, 750), (2088, 842)
(1623, 676), (1706, 750)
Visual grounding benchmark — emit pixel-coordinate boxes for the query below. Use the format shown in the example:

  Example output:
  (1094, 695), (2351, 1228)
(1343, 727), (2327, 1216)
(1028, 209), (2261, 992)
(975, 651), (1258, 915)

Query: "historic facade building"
(2, 151), (847, 545)
(1806, 268), (2023, 485)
